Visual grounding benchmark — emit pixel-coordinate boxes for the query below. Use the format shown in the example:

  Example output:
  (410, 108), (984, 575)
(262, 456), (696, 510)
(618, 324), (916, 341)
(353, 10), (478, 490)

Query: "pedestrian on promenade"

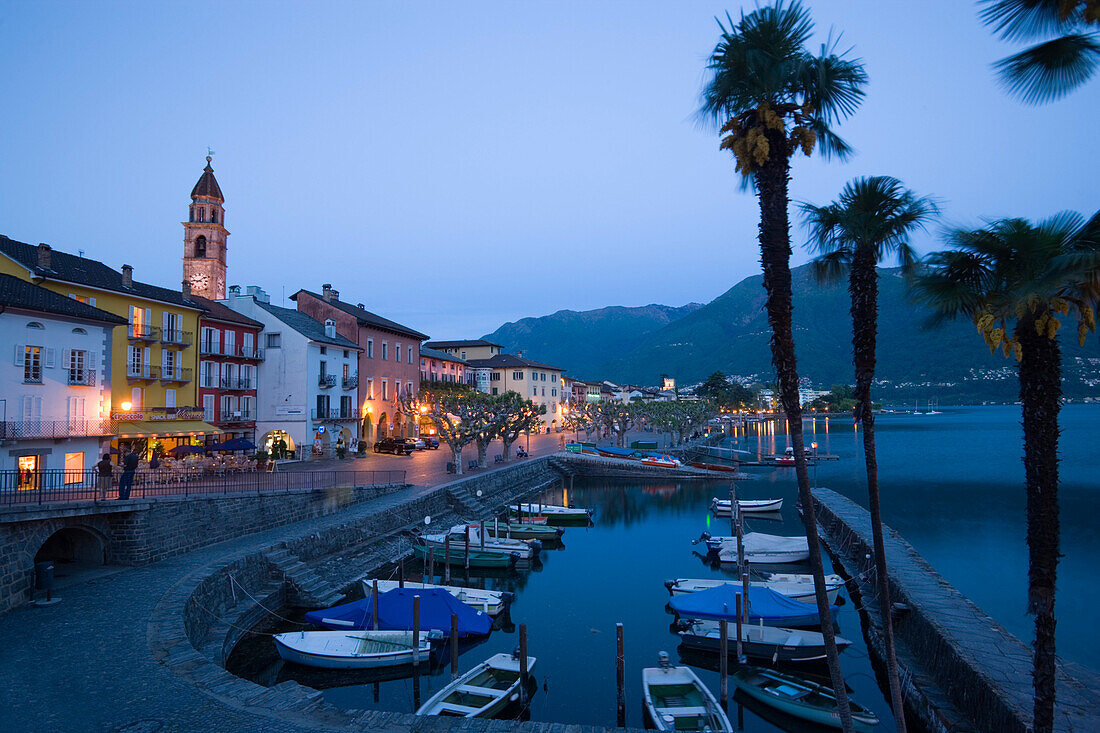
(149, 450), (160, 470)
(96, 453), (113, 500)
(118, 446), (139, 500)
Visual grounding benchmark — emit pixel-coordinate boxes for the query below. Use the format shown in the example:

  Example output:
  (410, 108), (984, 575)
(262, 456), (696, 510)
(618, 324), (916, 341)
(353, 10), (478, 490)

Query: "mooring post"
(412, 594), (421, 667)
(480, 520), (485, 549)
(464, 525), (471, 571)
(736, 506), (745, 578)
(519, 623), (529, 703)
(444, 535), (451, 582)
(729, 482), (736, 536)
(616, 622), (626, 725)
(372, 579), (379, 631)
(720, 618), (729, 707)
(399, 561), (405, 588)
(735, 594), (743, 661)
(740, 573), (749, 664)
(451, 613), (459, 679)
(427, 546), (434, 582)
(494, 515), (499, 539)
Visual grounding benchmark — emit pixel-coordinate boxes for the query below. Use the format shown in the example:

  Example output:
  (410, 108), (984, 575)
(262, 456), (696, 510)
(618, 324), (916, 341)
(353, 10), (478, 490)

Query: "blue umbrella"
(168, 444), (205, 456)
(208, 442), (232, 451)
(222, 437), (256, 451)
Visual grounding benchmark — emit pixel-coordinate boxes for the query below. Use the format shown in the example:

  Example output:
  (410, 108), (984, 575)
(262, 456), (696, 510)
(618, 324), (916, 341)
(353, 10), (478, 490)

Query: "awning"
(114, 420), (220, 438)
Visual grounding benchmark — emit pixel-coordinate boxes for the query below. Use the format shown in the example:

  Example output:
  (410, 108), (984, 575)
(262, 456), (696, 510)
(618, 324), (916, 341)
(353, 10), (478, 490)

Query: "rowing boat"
(273, 629), (436, 670)
(642, 652), (732, 732)
(677, 619), (852, 662)
(710, 497), (784, 514)
(510, 502), (591, 525)
(416, 652), (535, 718)
(732, 666), (879, 731)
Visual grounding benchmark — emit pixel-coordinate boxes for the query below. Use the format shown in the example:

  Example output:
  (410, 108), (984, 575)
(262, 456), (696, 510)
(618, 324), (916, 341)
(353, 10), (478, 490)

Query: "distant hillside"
(485, 264), (1100, 402)
(482, 303), (702, 377)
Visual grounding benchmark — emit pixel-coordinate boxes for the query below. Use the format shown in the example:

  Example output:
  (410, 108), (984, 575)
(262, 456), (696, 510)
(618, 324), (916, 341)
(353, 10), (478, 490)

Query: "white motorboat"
(272, 629), (436, 670)
(510, 502), (592, 524)
(677, 619), (852, 662)
(706, 532), (810, 564)
(664, 574), (843, 604)
(359, 579), (511, 616)
(416, 652), (535, 718)
(421, 523), (540, 560)
(642, 652), (732, 732)
(710, 497), (784, 515)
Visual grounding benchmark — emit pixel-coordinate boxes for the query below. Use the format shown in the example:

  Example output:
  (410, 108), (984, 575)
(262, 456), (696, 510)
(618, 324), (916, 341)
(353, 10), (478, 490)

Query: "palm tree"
(980, 0), (1100, 104)
(699, 3), (866, 729)
(912, 212), (1099, 733)
(801, 176), (939, 732)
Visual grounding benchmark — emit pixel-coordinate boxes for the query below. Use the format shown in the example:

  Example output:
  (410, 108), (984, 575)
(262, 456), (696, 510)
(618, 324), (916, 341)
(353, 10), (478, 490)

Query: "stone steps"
(262, 547), (341, 608)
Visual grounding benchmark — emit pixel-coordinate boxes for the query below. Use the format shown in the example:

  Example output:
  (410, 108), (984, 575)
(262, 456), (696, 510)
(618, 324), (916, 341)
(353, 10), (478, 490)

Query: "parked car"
(422, 436), (440, 450)
(373, 438), (414, 455)
(411, 438), (426, 450)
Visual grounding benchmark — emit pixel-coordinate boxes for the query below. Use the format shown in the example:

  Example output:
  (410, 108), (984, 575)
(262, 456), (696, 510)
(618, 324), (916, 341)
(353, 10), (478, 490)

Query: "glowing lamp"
(120, 401), (132, 411)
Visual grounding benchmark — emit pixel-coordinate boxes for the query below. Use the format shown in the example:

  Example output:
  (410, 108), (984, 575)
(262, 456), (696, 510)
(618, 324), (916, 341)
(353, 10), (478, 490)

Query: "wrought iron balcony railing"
(161, 329), (193, 346)
(310, 408), (355, 420)
(342, 375), (358, 390)
(161, 367), (193, 383)
(126, 365), (160, 380)
(67, 369), (96, 386)
(0, 418), (114, 440)
(318, 374), (337, 388)
(128, 325), (160, 341)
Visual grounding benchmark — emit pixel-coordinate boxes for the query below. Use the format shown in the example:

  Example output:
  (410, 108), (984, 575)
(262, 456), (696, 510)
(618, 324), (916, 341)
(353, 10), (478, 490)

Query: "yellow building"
(0, 236), (216, 449)
(466, 353), (565, 431)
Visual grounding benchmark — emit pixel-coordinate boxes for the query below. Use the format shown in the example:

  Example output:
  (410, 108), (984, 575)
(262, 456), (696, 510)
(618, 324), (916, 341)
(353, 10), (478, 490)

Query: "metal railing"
(218, 412), (256, 424)
(235, 346), (264, 360)
(161, 367), (193, 383)
(199, 340), (219, 355)
(199, 343), (265, 360)
(162, 329), (193, 345)
(67, 368), (96, 386)
(343, 375), (358, 389)
(128, 325), (160, 341)
(318, 374), (337, 388)
(310, 407), (356, 420)
(0, 418), (114, 440)
(219, 377), (253, 390)
(127, 365), (160, 380)
(0, 468), (407, 506)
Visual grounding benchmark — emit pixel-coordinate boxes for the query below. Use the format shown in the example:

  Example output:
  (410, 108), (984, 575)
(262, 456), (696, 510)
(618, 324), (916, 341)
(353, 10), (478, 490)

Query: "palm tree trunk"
(1016, 317), (1062, 733)
(849, 250), (906, 732)
(755, 149), (855, 732)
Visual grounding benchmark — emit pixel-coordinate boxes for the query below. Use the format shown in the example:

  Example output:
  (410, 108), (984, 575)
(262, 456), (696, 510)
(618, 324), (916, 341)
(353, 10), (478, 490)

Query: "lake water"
(227, 404), (1099, 730)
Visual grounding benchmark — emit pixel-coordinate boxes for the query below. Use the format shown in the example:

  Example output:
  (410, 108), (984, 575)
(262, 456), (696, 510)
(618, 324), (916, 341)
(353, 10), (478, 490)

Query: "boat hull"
(711, 498), (784, 514)
(484, 523), (563, 541)
(411, 544), (516, 568)
(642, 664), (732, 732)
(732, 667), (878, 732)
(416, 653), (535, 718)
(273, 631), (432, 670)
(360, 580), (510, 616)
(666, 578), (840, 605)
(678, 622), (851, 662)
(510, 503), (591, 525)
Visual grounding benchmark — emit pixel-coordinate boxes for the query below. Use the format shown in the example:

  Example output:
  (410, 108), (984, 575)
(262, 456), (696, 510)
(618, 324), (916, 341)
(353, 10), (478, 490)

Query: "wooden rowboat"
(273, 629), (435, 670)
(642, 652), (732, 732)
(677, 619), (852, 662)
(732, 667), (879, 732)
(710, 497), (784, 514)
(690, 461), (740, 473)
(664, 575), (843, 605)
(416, 652), (535, 718)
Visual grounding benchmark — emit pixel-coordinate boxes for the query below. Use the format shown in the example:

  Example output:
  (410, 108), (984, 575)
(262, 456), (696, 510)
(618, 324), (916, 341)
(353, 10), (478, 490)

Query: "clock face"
(190, 272), (209, 288)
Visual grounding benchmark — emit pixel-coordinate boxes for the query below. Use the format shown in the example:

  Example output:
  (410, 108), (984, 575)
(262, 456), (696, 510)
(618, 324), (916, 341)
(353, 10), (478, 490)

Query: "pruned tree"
(562, 400), (599, 441)
(498, 392), (547, 461)
(594, 400), (639, 447)
(400, 383), (484, 475)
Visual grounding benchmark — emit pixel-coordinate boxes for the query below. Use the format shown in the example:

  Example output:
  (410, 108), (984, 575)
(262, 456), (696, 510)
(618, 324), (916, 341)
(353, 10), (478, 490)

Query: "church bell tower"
(182, 154), (228, 300)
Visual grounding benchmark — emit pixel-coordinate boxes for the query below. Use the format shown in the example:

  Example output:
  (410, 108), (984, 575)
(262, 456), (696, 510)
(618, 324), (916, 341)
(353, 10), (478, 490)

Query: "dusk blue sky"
(2, 2), (1096, 340)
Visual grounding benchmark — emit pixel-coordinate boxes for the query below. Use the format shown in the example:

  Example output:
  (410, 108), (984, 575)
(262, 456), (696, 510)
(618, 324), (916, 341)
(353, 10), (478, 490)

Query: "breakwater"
(813, 488), (1100, 733)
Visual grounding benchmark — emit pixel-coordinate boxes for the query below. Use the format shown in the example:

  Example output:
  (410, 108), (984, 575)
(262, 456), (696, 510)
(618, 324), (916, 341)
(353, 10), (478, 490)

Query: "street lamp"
(810, 441), (818, 487)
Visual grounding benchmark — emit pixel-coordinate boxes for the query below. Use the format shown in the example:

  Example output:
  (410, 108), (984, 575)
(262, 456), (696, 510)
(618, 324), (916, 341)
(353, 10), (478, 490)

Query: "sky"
(1, 1), (1096, 340)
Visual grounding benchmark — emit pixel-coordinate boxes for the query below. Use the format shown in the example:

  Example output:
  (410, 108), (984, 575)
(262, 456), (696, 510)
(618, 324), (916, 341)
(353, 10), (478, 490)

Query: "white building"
(0, 275), (127, 481)
(223, 287), (361, 460)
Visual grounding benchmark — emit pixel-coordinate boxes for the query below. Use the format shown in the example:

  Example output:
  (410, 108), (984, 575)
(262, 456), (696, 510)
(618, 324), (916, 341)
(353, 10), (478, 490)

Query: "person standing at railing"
(118, 446), (139, 500)
(96, 453), (113, 500)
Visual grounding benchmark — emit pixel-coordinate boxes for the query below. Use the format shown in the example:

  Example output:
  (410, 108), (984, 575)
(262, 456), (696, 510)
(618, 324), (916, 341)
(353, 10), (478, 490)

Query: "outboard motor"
(691, 531), (713, 546)
(657, 651), (671, 669)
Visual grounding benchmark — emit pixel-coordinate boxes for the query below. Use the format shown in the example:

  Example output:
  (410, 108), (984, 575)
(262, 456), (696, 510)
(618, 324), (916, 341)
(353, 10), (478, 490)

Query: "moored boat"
(677, 619), (852, 662)
(732, 666), (879, 732)
(303, 588), (493, 636)
(690, 461), (740, 473)
(483, 521), (563, 541)
(510, 502), (592, 525)
(416, 652), (535, 718)
(360, 579), (511, 616)
(273, 629), (436, 669)
(420, 524), (540, 560)
(642, 652), (732, 732)
(668, 583), (836, 628)
(641, 454), (682, 468)
(710, 497), (784, 514)
(696, 532), (810, 564)
(664, 575), (843, 605)
(411, 540), (517, 568)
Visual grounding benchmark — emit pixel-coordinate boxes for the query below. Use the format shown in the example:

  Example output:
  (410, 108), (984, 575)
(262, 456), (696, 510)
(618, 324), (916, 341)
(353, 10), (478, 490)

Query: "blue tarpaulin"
(669, 583), (836, 627)
(304, 588), (492, 637)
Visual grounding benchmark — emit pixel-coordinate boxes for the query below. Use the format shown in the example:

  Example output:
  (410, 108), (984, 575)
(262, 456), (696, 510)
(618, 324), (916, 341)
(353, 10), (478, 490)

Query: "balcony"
(23, 372), (43, 385)
(161, 367), (193, 383)
(318, 374), (337, 389)
(67, 369), (96, 387)
(311, 408), (355, 420)
(219, 377), (253, 391)
(199, 340), (220, 355)
(218, 411), (256, 424)
(126, 365), (160, 381)
(0, 418), (114, 440)
(161, 329), (193, 346)
(127, 325), (160, 342)
(234, 346), (264, 361)
(342, 374), (358, 390)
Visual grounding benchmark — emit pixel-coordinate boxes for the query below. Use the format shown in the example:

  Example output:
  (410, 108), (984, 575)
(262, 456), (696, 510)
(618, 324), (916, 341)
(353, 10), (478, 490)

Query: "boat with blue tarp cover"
(668, 583), (836, 628)
(304, 588), (492, 636)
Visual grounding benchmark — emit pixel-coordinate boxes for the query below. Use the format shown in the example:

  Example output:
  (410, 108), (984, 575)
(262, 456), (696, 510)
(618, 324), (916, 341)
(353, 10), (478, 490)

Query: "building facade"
(182, 156), (228, 301)
(194, 296), (263, 444)
(466, 353), (565, 430)
(223, 287), (360, 459)
(291, 285), (427, 441)
(419, 346), (466, 384)
(424, 339), (503, 362)
(0, 275), (127, 482)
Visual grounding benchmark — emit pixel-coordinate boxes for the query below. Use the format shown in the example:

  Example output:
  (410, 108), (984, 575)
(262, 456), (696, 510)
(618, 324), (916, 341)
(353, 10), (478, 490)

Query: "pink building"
(291, 285), (427, 440)
(420, 346), (466, 384)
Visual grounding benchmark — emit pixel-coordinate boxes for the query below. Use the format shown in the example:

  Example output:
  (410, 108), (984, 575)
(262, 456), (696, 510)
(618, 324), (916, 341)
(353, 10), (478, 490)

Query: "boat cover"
(669, 583), (836, 625)
(743, 533), (809, 552)
(304, 588), (492, 636)
(598, 446), (636, 457)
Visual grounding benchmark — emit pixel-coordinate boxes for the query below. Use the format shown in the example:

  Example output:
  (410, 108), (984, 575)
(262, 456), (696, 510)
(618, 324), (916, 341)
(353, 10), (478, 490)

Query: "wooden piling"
(372, 579), (379, 631)
(735, 594), (743, 661)
(451, 613), (459, 679)
(719, 618), (729, 707)
(479, 520), (485, 549)
(427, 547), (434, 582)
(399, 561), (405, 588)
(729, 482), (736, 537)
(519, 623), (529, 702)
(444, 535), (451, 582)
(412, 594), (421, 667)
(464, 525), (471, 571)
(616, 622), (625, 725)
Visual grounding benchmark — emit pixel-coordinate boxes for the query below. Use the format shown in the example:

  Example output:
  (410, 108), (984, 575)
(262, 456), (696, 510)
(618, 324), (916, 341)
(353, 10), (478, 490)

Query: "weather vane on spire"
(206, 147), (215, 163)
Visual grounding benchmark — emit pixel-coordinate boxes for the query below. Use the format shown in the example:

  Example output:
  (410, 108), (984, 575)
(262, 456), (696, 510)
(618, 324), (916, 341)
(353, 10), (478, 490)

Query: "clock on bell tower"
(182, 154), (229, 300)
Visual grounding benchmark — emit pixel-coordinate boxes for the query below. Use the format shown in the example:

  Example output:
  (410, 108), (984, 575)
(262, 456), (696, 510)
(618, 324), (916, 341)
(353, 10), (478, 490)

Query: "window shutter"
(89, 351), (97, 368)
(143, 347), (151, 375)
(62, 349), (71, 368)
(89, 297), (96, 307)
(45, 348), (56, 368)
(129, 305), (136, 324)
(162, 312), (169, 333)
(14, 344), (24, 366)
(144, 308), (151, 325)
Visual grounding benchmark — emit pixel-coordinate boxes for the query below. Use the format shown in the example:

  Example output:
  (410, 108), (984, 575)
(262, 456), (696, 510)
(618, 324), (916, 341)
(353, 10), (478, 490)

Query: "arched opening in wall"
(361, 414), (373, 441)
(34, 526), (108, 585)
(262, 429), (294, 459)
(195, 235), (207, 258)
(377, 413), (389, 439)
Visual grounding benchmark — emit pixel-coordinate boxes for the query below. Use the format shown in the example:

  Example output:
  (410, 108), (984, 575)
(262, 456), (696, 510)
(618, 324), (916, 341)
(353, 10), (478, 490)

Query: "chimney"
(322, 283), (333, 301)
(324, 319), (337, 338)
(330, 289), (340, 301)
(228, 284), (241, 296)
(121, 264), (133, 288)
(182, 280), (191, 297)
(36, 243), (51, 270)
(518, 350), (523, 358)
(357, 303), (365, 309)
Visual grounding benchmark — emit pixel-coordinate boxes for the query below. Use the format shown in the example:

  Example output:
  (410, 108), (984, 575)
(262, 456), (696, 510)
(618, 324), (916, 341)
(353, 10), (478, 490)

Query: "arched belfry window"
(211, 209), (218, 223)
(195, 235), (207, 258)
(198, 208), (205, 222)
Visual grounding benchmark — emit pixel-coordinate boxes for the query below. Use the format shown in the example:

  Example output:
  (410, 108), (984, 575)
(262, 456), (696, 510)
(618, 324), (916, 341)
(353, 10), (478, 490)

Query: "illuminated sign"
(111, 412), (144, 421)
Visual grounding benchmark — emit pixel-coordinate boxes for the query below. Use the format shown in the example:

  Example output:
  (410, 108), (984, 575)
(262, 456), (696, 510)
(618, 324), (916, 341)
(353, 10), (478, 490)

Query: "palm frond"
(807, 116), (854, 160)
(800, 37), (868, 123)
(995, 32), (1100, 104)
(979, 0), (1080, 42)
(811, 249), (851, 283)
